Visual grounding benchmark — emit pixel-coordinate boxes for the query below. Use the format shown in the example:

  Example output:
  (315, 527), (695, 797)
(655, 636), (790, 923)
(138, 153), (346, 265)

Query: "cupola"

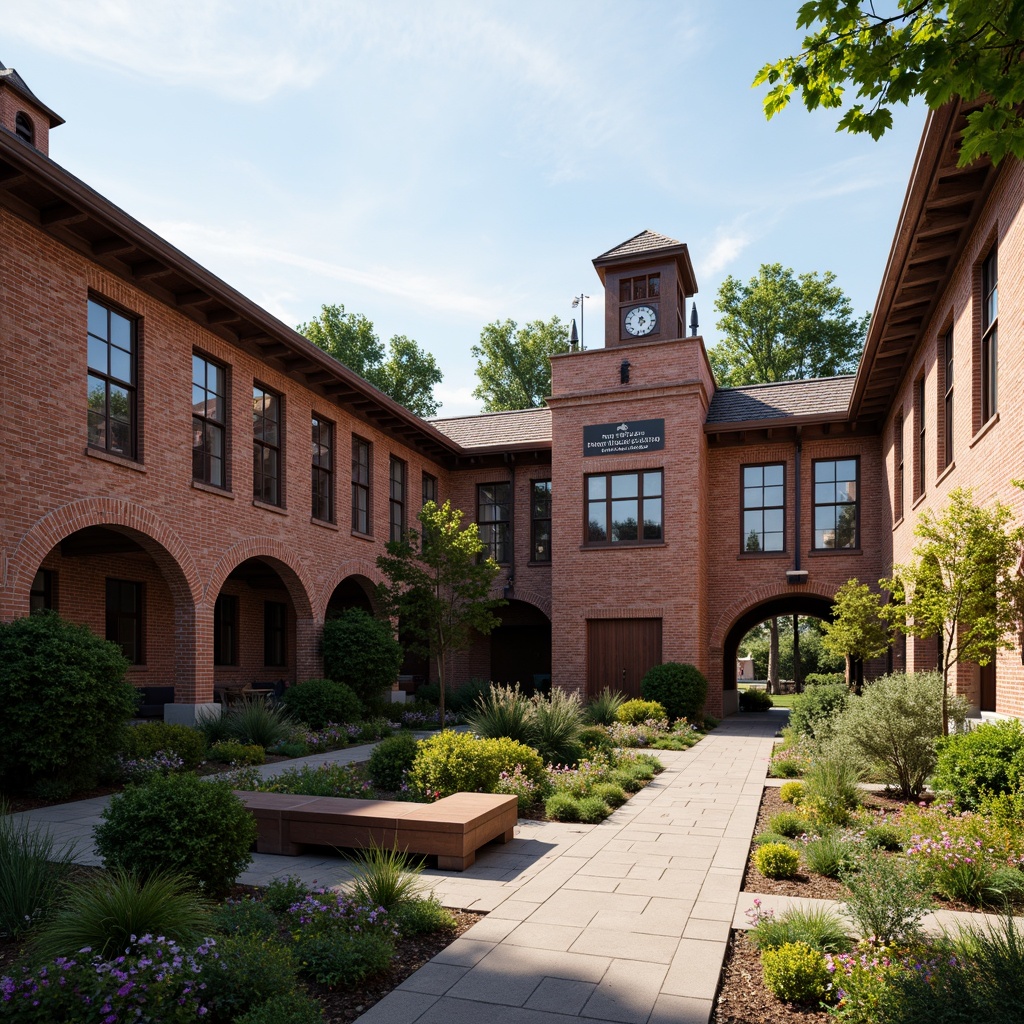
(0, 62), (64, 156)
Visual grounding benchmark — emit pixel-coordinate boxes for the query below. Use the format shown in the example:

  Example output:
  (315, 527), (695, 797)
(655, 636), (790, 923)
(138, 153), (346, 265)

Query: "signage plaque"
(583, 418), (665, 457)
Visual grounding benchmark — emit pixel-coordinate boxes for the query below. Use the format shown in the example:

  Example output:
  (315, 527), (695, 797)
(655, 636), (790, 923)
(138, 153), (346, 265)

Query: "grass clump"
(545, 792), (582, 822)
(226, 696), (294, 748)
(347, 843), (425, 912)
(586, 688), (625, 726)
(466, 684), (535, 746)
(768, 811), (807, 839)
(748, 903), (849, 953)
(803, 832), (857, 879)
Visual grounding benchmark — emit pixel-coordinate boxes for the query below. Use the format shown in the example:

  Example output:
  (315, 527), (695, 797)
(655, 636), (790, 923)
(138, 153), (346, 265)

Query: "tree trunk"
(768, 617), (780, 695)
(844, 652), (853, 690)
(436, 650), (446, 728)
(792, 614), (802, 693)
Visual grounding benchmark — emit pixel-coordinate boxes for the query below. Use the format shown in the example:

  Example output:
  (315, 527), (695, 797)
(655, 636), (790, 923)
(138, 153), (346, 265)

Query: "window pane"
(587, 477), (606, 500)
(743, 486), (761, 509)
(764, 464), (784, 487)
(642, 498), (662, 539)
(836, 506), (857, 548)
(642, 471), (662, 496)
(611, 499), (638, 541)
(763, 531), (784, 552)
(743, 466), (763, 487)
(814, 482), (834, 504)
(109, 346), (131, 383)
(814, 462), (834, 484)
(588, 506), (607, 542)
(192, 355), (206, 388)
(611, 474), (638, 498)
(836, 481), (857, 502)
(88, 336), (107, 373)
(763, 485), (783, 507)
(88, 300), (107, 339)
(836, 460), (857, 481)
(764, 508), (784, 534)
(109, 419), (131, 456)
(110, 312), (132, 351)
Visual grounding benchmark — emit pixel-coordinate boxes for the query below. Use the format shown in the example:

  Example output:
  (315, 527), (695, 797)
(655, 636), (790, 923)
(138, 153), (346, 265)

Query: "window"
(351, 437), (371, 534)
(15, 111), (34, 145)
(106, 578), (143, 664)
(264, 601), (287, 667)
(982, 246), (998, 423)
(813, 459), (858, 549)
(87, 298), (137, 459)
(252, 384), (281, 505)
(422, 472), (437, 507)
(389, 456), (406, 542)
(741, 464), (784, 552)
(192, 354), (226, 487)
(478, 482), (511, 562)
(311, 416), (333, 521)
(915, 375), (926, 499)
(894, 412), (904, 523)
(586, 470), (663, 545)
(618, 273), (660, 301)
(214, 594), (238, 666)
(30, 569), (55, 613)
(943, 327), (954, 468)
(531, 480), (552, 562)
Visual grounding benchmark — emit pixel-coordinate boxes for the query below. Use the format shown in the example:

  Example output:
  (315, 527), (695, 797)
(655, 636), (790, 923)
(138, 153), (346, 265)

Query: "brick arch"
(315, 559), (386, 621)
(710, 580), (842, 652)
(7, 498), (202, 609)
(206, 540), (315, 619)
(499, 585), (551, 620)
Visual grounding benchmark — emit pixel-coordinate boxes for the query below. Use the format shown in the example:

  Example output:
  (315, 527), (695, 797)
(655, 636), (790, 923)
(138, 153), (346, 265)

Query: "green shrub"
(0, 612), (137, 790)
(322, 609), (403, 708)
(616, 699), (667, 725)
(368, 732), (419, 791)
(296, 928), (395, 987)
(779, 781), (805, 804)
(262, 875), (310, 914)
(586, 688), (625, 726)
(280, 677), (363, 729)
(803, 750), (863, 827)
(0, 804), (76, 939)
(348, 844), (425, 911)
(770, 758), (805, 779)
(609, 768), (645, 793)
(590, 782), (628, 808)
(933, 719), (1024, 811)
(755, 842), (800, 879)
(408, 730), (495, 797)
(753, 832), (798, 848)
(865, 823), (904, 852)
(804, 672), (845, 687)
(467, 683), (535, 745)
(235, 992), (325, 1024)
(209, 740), (266, 765)
(448, 678), (491, 713)
(394, 895), (457, 936)
(226, 697), (293, 748)
(804, 832), (857, 879)
(211, 895), (280, 937)
(749, 904), (849, 953)
(577, 796), (612, 823)
(196, 709), (232, 745)
(789, 683), (849, 740)
(200, 934), (301, 1023)
(31, 869), (210, 961)
(761, 941), (830, 1005)
(123, 721), (207, 769)
(739, 687), (774, 711)
(641, 662), (707, 721)
(768, 811), (807, 838)
(482, 736), (546, 787)
(531, 688), (585, 764)
(841, 857), (932, 945)
(578, 725), (615, 754)
(94, 773), (256, 897)
(545, 792), (582, 822)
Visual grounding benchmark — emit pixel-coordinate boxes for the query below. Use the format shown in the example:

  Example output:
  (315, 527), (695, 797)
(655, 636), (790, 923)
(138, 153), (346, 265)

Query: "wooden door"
(587, 618), (662, 699)
(980, 657), (997, 712)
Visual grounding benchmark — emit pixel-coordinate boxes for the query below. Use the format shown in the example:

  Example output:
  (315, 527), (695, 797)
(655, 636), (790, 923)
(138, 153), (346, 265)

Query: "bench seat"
(234, 790), (518, 871)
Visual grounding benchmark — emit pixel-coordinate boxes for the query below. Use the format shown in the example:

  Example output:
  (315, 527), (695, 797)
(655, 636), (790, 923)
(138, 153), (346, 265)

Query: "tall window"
(351, 437), (371, 534)
(192, 354), (226, 487)
(264, 601), (287, 667)
(915, 375), (926, 499)
(252, 385), (281, 505)
(106, 578), (144, 664)
(311, 416), (333, 521)
(813, 459), (858, 549)
(894, 412), (904, 523)
(982, 246), (998, 423)
(214, 594), (238, 666)
(87, 298), (136, 459)
(389, 456), (407, 542)
(15, 111), (34, 145)
(30, 569), (55, 613)
(586, 470), (663, 545)
(531, 480), (552, 562)
(478, 482), (511, 562)
(618, 273), (660, 301)
(422, 472), (437, 507)
(741, 463), (784, 552)
(943, 327), (954, 467)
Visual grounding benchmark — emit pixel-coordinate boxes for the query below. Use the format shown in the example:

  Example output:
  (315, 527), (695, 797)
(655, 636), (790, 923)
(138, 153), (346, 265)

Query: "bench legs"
(438, 852), (474, 871)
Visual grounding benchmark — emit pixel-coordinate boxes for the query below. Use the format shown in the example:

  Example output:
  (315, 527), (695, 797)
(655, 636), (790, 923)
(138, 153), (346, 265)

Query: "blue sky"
(6, 1), (926, 417)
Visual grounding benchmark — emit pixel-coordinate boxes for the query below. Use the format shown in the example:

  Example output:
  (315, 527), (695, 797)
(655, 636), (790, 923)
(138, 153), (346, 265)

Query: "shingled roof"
(705, 376), (855, 426)
(429, 407), (552, 450)
(0, 63), (64, 127)
(595, 229), (682, 261)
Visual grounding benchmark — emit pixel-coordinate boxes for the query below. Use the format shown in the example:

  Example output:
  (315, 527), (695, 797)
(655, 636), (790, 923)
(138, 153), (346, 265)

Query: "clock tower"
(592, 230), (698, 348)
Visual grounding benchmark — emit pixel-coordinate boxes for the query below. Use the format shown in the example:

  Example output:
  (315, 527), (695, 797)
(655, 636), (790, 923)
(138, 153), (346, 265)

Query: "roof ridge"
(718, 375), (856, 393)
(429, 406), (550, 423)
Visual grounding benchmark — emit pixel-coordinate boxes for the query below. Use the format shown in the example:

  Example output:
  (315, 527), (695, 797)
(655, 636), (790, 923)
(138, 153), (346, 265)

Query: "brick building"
(1, 66), (1021, 721)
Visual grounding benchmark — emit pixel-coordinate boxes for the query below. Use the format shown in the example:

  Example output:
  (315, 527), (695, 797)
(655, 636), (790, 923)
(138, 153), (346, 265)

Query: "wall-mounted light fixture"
(503, 576), (515, 600)
(620, 360), (631, 385)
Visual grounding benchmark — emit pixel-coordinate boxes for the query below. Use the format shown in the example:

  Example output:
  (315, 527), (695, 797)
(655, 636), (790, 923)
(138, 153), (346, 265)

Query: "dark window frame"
(264, 600), (287, 667)
(531, 479), (552, 563)
(192, 352), (228, 488)
(389, 456), (407, 542)
(618, 273), (661, 302)
(812, 457), (860, 550)
(15, 111), (34, 145)
(585, 469), (664, 547)
(87, 296), (138, 460)
(894, 411), (904, 523)
(30, 569), (56, 613)
(981, 245), (998, 424)
(422, 471), (438, 507)
(351, 436), (372, 535)
(311, 414), (334, 522)
(915, 374), (926, 499)
(105, 578), (144, 665)
(477, 481), (512, 563)
(943, 325), (954, 468)
(252, 382), (283, 506)
(214, 593), (239, 666)
(740, 462), (786, 553)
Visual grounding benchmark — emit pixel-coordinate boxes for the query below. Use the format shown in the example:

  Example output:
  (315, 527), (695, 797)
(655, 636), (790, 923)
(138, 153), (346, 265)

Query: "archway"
(489, 599), (552, 694)
(325, 575), (377, 618)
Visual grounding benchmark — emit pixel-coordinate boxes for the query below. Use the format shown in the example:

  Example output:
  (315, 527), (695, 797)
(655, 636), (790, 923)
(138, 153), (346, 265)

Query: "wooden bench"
(234, 790), (518, 871)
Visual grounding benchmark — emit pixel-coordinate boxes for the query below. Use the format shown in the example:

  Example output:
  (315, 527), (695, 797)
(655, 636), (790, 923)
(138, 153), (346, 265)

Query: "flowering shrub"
(546, 755), (613, 798)
(615, 699), (667, 726)
(606, 719), (667, 747)
(761, 940), (830, 1004)
(114, 750), (185, 783)
(494, 764), (542, 811)
(285, 890), (395, 940)
(301, 723), (349, 753)
(906, 831), (1000, 904)
(234, 761), (371, 799)
(1, 935), (216, 1022)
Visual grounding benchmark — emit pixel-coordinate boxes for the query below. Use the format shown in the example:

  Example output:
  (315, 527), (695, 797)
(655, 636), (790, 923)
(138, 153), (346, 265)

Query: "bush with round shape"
(865, 823), (903, 852)
(209, 740), (266, 766)
(578, 725), (615, 754)
(482, 736), (546, 787)
(804, 672), (845, 687)
(546, 792), (582, 822)
(641, 662), (707, 722)
(803, 749), (863, 827)
(94, 772), (256, 897)
(0, 612), (137, 791)
(408, 730), (503, 798)
(933, 718), (1024, 811)
(770, 758), (805, 779)
(590, 782), (628, 808)
(761, 941), (830, 1005)
(322, 608), (403, 708)
(755, 842), (800, 880)
(262, 874), (310, 914)
(616, 699), (667, 726)
(739, 687), (774, 711)
(123, 721), (207, 770)
(369, 732), (420, 791)
(789, 683), (849, 740)
(577, 795), (612, 823)
(779, 781), (805, 804)
(768, 811), (807, 838)
(236, 992), (325, 1024)
(804, 832), (857, 879)
(199, 933), (302, 1023)
(393, 895), (457, 936)
(280, 677), (363, 730)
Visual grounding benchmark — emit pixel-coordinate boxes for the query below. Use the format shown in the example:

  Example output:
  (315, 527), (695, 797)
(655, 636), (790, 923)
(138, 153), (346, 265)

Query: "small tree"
(820, 578), (892, 690)
(882, 488), (1024, 735)
(377, 500), (504, 724)
(321, 608), (403, 709)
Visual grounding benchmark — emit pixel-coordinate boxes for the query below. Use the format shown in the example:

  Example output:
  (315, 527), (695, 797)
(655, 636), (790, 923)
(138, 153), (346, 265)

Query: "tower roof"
(592, 229), (697, 296)
(0, 63), (64, 127)
(594, 229), (683, 261)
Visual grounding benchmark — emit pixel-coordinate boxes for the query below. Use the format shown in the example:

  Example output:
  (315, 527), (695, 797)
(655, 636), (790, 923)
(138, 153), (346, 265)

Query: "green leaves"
(471, 316), (571, 411)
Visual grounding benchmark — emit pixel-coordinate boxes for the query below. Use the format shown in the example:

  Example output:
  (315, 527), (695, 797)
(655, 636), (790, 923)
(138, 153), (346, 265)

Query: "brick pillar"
(296, 616), (321, 682)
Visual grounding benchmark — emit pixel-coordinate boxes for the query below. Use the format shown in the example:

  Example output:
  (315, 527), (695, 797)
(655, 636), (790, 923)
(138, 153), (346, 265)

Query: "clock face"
(624, 305), (657, 337)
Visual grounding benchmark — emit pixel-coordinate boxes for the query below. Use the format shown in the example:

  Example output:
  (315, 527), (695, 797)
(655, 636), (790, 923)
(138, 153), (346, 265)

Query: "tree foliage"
(741, 617), (844, 680)
(376, 500), (504, 723)
(471, 316), (571, 411)
(711, 264), (869, 386)
(298, 303), (442, 416)
(755, 1), (1024, 166)
(882, 487), (1024, 734)
(820, 578), (892, 685)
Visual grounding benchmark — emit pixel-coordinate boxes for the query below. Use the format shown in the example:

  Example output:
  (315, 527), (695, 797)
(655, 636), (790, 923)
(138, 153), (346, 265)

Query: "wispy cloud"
(700, 231), (752, 276)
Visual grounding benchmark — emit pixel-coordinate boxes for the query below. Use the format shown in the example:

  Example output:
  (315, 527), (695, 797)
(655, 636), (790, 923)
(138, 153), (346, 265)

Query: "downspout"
(794, 431), (802, 572)
(505, 453), (516, 596)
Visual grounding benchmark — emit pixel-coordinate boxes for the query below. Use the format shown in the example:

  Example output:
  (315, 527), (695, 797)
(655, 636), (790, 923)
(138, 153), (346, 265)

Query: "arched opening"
(15, 111), (34, 145)
(488, 600), (552, 694)
(325, 575), (377, 618)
